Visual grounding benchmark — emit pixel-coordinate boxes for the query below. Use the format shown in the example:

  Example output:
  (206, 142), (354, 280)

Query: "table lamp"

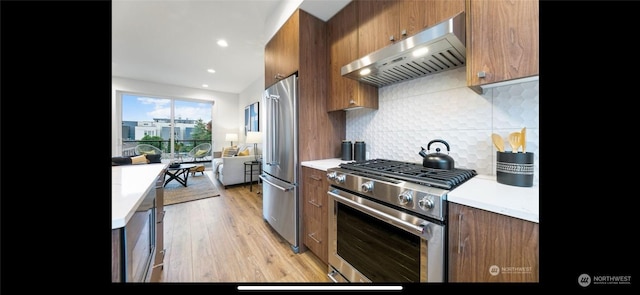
(246, 131), (262, 161)
(225, 133), (238, 147)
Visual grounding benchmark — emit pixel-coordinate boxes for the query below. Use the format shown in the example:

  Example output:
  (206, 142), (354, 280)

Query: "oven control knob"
(418, 197), (434, 210)
(326, 171), (337, 181)
(398, 190), (413, 205)
(336, 174), (346, 184)
(361, 181), (374, 192)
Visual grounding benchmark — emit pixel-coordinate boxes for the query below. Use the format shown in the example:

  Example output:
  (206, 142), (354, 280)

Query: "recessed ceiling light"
(207, 69), (216, 73)
(202, 84), (209, 88)
(217, 39), (228, 47)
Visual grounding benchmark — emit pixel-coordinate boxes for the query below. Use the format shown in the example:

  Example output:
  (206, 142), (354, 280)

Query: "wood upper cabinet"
(466, 0), (539, 92)
(327, 0), (378, 112)
(358, 0), (465, 57)
(448, 202), (539, 282)
(265, 8), (346, 161)
(264, 10), (300, 88)
(301, 166), (329, 264)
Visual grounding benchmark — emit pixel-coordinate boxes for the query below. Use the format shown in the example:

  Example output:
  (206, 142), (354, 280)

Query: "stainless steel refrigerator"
(260, 74), (302, 253)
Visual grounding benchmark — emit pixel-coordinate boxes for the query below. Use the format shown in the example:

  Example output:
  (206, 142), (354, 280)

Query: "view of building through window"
(121, 93), (212, 160)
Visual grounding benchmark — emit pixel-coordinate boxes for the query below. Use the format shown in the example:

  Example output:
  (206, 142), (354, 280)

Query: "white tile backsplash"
(346, 67), (539, 186)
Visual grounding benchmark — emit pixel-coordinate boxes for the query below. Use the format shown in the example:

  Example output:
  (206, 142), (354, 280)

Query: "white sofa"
(213, 145), (261, 188)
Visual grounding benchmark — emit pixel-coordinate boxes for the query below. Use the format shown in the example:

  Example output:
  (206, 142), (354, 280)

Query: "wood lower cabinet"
(327, 0), (378, 111)
(465, 0), (539, 93)
(448, 202), (539, 282)
(301, 166), (329, 264)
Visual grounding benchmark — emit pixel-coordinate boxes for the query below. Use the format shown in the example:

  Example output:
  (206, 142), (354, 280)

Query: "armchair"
(188, 143), (212, 162)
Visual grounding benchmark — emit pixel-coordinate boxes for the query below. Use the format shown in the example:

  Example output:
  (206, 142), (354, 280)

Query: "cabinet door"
(358, 0), (399, 57)
(301, 166), (329, 264)
(327, 0), (378, 111)
(448, 203), (539, 282)
(397, 0), (427, 38)
(264, 11), (300, 88)
(424, 0), (465, 28)
(466, 0), (539, 89)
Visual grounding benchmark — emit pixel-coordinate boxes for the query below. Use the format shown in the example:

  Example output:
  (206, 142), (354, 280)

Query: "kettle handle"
(427, 139), (450, 153)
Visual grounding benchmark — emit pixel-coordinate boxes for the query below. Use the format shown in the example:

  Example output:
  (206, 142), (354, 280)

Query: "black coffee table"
(164, 164), (197, 187)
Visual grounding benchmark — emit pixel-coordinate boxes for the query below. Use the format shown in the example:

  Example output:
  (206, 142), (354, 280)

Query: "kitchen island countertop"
(301, 158), (538, 223)
(112, 163), (167, 229)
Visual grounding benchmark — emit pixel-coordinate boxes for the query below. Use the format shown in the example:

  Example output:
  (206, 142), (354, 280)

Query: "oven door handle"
(328, 190), (425, 235)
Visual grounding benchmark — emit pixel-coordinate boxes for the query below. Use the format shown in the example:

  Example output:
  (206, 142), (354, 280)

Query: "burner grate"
(340, 159), (476, 189)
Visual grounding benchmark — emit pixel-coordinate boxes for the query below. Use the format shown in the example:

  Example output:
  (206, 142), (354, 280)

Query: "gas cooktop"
(339, 159), (477, 190)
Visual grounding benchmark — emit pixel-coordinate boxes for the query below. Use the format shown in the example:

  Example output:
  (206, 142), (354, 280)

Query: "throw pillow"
(222, 147), (238, 157)
(195, 149), (208, 157)
(145, 153), (162, 163)
(142, 150), (156, 155)
(238, 149), (250, 156)
(131, 155), (148, 164)
(237, 144), (249, 152)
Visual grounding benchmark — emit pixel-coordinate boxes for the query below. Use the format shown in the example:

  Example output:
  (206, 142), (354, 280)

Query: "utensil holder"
(496, 152), (534, 187)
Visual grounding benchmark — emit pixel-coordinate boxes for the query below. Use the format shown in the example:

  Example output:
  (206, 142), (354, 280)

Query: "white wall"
(111, 76), (239, 155)
(237, 77), (265, 145)
(346, 67), (540, 186)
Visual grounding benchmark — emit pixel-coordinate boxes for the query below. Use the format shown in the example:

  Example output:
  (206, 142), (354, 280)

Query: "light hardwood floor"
(158, 169), (331, 283)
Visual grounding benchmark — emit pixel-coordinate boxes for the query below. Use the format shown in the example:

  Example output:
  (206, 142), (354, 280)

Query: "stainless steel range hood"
(341, 12), (466, 88)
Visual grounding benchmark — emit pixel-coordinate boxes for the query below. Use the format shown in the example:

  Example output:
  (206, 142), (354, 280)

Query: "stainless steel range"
(326, 159), (476, 283)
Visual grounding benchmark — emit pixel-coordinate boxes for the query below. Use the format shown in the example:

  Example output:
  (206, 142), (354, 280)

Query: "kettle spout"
(419, 146), (428, 158)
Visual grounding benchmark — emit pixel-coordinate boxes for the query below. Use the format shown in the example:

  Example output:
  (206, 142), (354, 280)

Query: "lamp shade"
(225, 133), (238, 142)
(246, 131), (262, 144)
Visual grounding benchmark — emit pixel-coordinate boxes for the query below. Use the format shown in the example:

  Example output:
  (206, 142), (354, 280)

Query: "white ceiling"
(112, 0), (351, 94)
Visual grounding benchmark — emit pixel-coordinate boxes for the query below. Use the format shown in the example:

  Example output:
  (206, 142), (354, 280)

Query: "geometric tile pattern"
(346, 67), (539, 186)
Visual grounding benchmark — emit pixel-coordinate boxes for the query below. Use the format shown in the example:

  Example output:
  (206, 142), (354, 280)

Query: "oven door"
(327, 187), (445, 283)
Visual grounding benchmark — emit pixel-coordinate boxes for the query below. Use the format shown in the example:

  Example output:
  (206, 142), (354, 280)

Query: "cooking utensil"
(508, 132), (521, 153)
(423, 139), (455, 170)
(520, 127), (526, 153)
(491, 133), (505, 152)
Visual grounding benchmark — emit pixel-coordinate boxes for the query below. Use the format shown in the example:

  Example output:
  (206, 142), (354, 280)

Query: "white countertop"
(301, 158), (352, 171)
(112, 163), (167, 229)
(447, 174), (539, 223)
(301, 159), (539, 223)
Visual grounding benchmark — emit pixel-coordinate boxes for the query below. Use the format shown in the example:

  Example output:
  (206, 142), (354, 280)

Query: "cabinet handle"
(477, 71), (486, 78)
(401, 29), (407, 37)
(389, 35), (395, 42)
(308, 200), (322, 208)
(457, 213), (463, 254)
(274, 73), (284, 80)
(349, 99), (356, 105)
(308, 232), (321, 244)
(310, 175), (321, 181)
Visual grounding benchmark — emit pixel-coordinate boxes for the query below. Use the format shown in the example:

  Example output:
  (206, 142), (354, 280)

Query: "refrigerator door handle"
(259, 174), (292, 192)
(266, 93), (279, 166)
(271, 96), (278, 165)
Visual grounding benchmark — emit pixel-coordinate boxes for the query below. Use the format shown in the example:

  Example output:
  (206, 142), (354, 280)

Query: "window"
(118, 92), (213, 161)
